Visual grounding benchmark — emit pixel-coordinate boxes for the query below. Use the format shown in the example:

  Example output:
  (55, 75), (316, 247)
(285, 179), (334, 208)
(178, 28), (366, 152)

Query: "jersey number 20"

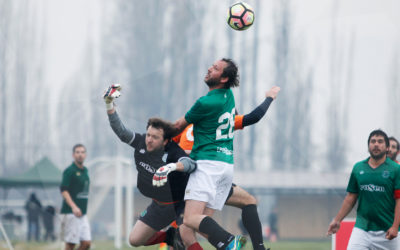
(216, 108), (235, 140)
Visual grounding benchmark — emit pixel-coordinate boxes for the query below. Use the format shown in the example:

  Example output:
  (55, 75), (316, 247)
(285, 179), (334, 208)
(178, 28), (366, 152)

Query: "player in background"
(327, 129), (400, 250)
(173, 58), (246, 250)
(388, 136), (399, 164)
(170, 86), (279, 250)
(104, 85), (197, 248)
(60, 144), (91, 250)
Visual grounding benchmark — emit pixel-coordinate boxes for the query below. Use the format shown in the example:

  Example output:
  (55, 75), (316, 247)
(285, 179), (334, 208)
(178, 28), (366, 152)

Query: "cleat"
(226, 235), (247, 250)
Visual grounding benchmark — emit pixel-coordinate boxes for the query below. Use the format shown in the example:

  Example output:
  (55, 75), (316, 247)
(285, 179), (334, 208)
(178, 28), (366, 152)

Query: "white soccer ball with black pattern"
(227, 2), (255, 31)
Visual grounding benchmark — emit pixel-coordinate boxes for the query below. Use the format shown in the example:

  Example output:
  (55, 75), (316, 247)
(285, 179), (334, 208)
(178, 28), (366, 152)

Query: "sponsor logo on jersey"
(360, 184), (385, 192)
(217, 147), (233, 156)
(139, 149), (145, 154)
(360, 171), (364, 175)
(77, 192), (89, 199)
(382, 171), (390, 178)
(140, 209), (147, 217)
(76, 172), (81, 176)
(138, 161), (156, 173)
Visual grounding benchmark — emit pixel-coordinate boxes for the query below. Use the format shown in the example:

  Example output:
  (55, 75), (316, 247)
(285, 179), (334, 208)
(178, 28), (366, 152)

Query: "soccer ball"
(227, 2), (255, 31)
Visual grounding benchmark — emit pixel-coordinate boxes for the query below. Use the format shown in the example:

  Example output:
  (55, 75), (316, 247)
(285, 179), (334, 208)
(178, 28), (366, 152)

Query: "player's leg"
(183, 197), (236, 249)
(225, 184), (257, 208)
(64, 243), (76, 250)
(370, 230), (398, 250)
(225, 185), (266, 250)
(77, 241), (91, 250)
(78, 215), (91, 250)
(184, 161), (246, 249)
(179, 223), (202, 250)
(130, 200), (179, 247)
(62, 214), (81, 250)
(180, 206), (214, 245)
(347, 227), (371, 250)
(129, 220), (158, 246)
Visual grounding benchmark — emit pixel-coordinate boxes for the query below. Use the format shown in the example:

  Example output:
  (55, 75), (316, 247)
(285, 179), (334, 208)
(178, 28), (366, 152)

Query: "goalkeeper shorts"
(139, 200), (185, 231)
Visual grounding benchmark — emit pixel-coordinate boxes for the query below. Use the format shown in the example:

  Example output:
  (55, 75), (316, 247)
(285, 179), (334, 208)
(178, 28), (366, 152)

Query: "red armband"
(394, 190), (400, 199)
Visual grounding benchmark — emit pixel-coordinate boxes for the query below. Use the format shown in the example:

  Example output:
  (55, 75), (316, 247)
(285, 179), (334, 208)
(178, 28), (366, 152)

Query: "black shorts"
(226, 183), (237, 203)
(139, 200), (185, 231)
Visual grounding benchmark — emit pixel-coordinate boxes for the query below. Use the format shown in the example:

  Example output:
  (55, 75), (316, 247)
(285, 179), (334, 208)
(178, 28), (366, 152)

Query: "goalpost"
(0, 220), (14, 250)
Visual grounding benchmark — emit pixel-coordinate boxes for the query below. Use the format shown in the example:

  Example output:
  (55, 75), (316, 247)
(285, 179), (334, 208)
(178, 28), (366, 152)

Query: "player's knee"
(129, 234), (143, 247)
(244, 194), (257, 205)
(182, 215), (194, 229)
(234, 193), (257, 207)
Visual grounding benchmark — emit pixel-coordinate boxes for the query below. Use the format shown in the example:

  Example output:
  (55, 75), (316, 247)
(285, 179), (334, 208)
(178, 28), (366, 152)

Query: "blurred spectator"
(388, 136), (399, 164)
(43, 205), (56, 241)
(24, 193), (42, 241)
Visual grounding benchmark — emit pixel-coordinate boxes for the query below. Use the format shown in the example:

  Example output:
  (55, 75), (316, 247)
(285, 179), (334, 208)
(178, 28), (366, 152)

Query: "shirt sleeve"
(130, 133), (145, 149)
(346, 168), (359, 193)
(108, 111), (135, 145)
(60, 169), (72, 190)
(179, 125), (194, 151)
(234, 115), (244, 130)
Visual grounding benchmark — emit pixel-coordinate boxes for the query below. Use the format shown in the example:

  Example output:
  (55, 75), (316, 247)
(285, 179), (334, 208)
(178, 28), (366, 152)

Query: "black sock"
(199, 216), (234, 249)
(164, 227), (175, 246)
(242, 204), (265, 250)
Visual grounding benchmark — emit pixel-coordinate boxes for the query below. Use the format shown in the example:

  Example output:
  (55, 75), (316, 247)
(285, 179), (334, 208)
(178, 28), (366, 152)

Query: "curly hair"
(221, 58), (240, 88)
(146, 118), (175, 140)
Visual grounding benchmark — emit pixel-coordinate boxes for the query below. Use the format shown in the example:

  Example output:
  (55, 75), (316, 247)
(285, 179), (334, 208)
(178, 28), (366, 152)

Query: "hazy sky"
(33, 0), (400, 170)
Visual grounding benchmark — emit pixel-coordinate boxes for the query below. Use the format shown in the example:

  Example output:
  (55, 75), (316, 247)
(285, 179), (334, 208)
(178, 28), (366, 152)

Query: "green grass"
(3, 240), (331, 250)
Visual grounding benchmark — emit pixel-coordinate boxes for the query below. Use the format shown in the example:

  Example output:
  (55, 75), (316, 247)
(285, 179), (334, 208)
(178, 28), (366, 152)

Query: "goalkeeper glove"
(103, 84), (121, 110)
(152, 163), (177, 187)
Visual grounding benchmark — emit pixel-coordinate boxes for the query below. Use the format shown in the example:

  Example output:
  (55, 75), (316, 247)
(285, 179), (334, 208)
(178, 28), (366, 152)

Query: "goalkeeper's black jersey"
(130, 133), (190, 203)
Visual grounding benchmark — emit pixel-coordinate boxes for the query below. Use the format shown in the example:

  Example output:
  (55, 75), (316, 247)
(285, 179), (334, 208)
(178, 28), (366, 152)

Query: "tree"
(271, 0), (315, 170)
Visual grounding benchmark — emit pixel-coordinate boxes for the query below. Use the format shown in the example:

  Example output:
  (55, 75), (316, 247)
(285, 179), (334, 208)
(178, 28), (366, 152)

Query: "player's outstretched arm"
(327, 192), (357, 236)
(152, 157), (196, 187)
(240, 86), (281, 128)
(173, 117), (189, 135)
(103, 84), (135, 144)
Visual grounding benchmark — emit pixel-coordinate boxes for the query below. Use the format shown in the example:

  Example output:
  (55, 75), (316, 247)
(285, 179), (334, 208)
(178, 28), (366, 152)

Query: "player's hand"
(326, 219), (340, 236)
(386, 226), (398, 240)
(152, 163), (177, 187)
(266, 86), (280, 100)
(103, 84), (121, 104)
(72, 206), (82, 217)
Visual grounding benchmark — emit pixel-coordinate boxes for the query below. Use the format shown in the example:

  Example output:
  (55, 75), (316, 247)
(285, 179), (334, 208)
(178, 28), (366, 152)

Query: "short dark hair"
(221, 58), (239, 89)
(368, 129), (389, 147)
(72, 144), (86, 153)
(389, 136), (400, 150)
(146, 118), (175, 140)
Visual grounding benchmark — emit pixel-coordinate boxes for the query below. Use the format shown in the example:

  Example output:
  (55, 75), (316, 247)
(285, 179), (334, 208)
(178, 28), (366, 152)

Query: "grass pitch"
(4, 240), (331, 250)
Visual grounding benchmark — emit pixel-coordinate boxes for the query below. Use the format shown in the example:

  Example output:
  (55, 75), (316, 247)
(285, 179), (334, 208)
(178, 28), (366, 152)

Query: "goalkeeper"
(104, 84), (197, 248)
